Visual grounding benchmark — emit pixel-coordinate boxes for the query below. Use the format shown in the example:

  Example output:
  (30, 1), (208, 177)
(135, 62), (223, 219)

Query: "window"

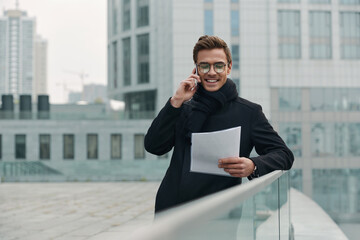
(123, 38), (131, 86)
(309, 11), (332, 59)
(134, 134), (145, 159)
(87, 134), (98, 159)
(111, 134), (122, 159)
(113, 41), (118, 88)
(309, 0), (331, 3)
(122, 0), (131, 31)
(278, 0), (300, 2)
(63, 134), (74, 159)
(137, 34), (150, 84)
(310, 88), (360, 111)
(278, 88), (301, 111)
(137, 0), (149, 27)
(231, 45), (240, 69)
(0, 135), (2, 159)
(112, 0), (118, 35)
(278, 10), (301, 59)
(340, 12), (360, 59)
(124, 90), (156, 119)
(231, 10), (239, 37)
(279, 123), (302, 157)
(204, 10), (214, 35)
(39, 134), (50, 160)
(15, 134), (26, 159)
(340, 0), (360, 4)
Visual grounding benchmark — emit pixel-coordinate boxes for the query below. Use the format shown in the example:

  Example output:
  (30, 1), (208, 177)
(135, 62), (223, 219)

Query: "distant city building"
(0, 9), (47, 102)
(33, 35), (48, 100)
(68, 84), (107, 104)
(107, 0), (360, 223)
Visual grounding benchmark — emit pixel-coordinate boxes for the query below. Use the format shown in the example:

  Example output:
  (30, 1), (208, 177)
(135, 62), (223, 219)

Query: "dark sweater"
(145, 97), (294, 213)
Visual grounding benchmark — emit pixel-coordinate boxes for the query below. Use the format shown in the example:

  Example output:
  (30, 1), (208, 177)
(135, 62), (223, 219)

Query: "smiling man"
(145, 35), (294, 213)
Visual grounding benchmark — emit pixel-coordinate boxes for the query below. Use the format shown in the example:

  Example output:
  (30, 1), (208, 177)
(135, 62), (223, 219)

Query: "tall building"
(33, 35), (48, 99)
(107, 0), (360, 224)
(0, 9), (35, 100)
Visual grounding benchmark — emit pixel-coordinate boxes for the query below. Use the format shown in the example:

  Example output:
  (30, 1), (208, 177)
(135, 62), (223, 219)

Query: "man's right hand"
(170, 68), (201, 108)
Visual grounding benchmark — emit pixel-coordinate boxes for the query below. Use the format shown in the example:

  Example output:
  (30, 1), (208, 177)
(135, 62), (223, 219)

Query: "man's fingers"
(218, 163), (243, 169)
(218, 157), (243, 164)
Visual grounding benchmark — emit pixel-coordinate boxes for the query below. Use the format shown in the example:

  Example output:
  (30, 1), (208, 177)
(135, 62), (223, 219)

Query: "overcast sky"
(0, 0), (107, 103)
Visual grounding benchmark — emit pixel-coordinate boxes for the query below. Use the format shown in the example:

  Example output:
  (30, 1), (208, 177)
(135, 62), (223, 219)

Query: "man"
(145, 35), (294, 213)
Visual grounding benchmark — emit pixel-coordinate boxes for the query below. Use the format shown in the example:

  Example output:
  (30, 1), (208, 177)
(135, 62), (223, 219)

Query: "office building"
(33, 35), (48, 99)
(107, 0), (360, 223)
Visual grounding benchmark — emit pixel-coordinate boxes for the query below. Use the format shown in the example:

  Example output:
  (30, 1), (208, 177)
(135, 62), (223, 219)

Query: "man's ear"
(227, 62), (232, 75)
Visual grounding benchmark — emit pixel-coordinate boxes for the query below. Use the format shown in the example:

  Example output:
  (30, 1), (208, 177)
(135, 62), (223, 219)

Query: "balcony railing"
(128, 170), (292, 240)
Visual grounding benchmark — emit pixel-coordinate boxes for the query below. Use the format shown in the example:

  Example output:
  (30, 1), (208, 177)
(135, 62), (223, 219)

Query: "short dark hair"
(193, 35), (232, 64)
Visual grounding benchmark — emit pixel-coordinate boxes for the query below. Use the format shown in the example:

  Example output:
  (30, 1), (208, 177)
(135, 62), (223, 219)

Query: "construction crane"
(63, 70), (89, 102)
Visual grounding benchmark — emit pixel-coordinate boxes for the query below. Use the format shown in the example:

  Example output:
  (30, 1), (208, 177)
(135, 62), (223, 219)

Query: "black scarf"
(185, 78), (238, 140)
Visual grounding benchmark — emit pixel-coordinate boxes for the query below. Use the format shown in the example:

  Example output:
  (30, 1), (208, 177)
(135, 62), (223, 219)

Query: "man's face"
(196, 48), (232, 92)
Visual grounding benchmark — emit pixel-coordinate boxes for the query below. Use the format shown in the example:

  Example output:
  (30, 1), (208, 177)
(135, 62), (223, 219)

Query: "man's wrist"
(170, 96), (183, 108)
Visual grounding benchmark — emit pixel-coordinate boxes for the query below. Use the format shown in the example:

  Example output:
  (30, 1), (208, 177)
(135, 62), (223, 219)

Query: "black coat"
(145, 97), (294, 213)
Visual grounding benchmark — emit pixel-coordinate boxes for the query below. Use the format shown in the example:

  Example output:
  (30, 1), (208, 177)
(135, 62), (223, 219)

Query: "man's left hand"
(218, 157), (255, 178)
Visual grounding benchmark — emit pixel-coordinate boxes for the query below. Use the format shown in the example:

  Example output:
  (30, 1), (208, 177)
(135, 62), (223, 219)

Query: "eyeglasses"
(196, 62), (228, 74)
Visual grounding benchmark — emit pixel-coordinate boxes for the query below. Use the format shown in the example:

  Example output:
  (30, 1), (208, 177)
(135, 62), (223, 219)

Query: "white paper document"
(190, 126), (241, 177)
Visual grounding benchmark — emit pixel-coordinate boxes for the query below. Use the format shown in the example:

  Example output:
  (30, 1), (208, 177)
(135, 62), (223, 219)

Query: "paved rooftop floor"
(0, 182), (160, 240)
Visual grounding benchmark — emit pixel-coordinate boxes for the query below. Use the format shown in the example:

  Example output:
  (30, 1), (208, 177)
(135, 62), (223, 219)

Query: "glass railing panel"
(279, 171), (290, 239)
(254, 177), (280, 239)
(140, 171), (289, 240)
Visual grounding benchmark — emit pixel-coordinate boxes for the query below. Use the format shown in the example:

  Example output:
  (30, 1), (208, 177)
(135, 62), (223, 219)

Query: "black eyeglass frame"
(195, 62), (230, 74)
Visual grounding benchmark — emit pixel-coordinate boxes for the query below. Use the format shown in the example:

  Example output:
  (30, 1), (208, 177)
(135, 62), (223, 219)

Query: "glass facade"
(122, 0), (131, 31)
(111, 134), (122, 159)
(122, 37), (131, 86)
(15, 134), (26, 159)
(137, 0), (149, 27)
(39, 134), (50, 160)
(279, 123), (302, 157)
(340, 12), (360, 59)
(340, 0), (360, 4)
(87, 134), (98, 159)
(0, 135), (1, 159)
(63, 134), (74, 159)
(313, 169), (360, 221)
(137, 34), (150, 84)
(124, 90), (156, 119)
(309, 11), (332, 59)
(231, 10), (239, 37)
(231, 45), (240, 70)
(112, 41), (118, 88)
(310, 88), (360, 111)
(112, 0), (118, 35)
(204, 10), (214, 35)
(278, 88), (301, 111)
(134, 134), (145, 159)
(278, 10), (301, 59)
(309, 0), (331, 3)
(311, 123), (360, 157)
(278, 0), (300, 3)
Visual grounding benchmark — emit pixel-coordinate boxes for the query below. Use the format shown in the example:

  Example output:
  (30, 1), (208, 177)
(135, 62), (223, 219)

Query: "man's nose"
(208, 65), (217, 75)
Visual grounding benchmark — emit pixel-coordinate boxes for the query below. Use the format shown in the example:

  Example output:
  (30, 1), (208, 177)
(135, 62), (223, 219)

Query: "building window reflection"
(137, 0), (149, 27)
(311, 123), (360, 157)
(15, 134), (26, 159)
(278, 10), (301, 59)
(340, 12), (360, 59)
(122, 0), (131, 31)
(39, 134), (50, 160)
(63, 134), (75, 159)
(111, 134), (122, 159)
(122, 37), (131, 86)
(134, 134), (145, 159)
(231, 10), (239, 37)
(87, 134), (98, 159)
(309, 11), (332, 59)
(310, 88), (360, 111)
(204, 10), (213, 35)
(124, 90), (156, 119)
(0, 135), (2, 159)
(278, 88), (301, 111)
(279, 123), (302, 157)
(137, 34), (150, 84)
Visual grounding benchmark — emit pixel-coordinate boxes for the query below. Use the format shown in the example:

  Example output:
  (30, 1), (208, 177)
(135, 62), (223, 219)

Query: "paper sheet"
(190, 126), (241, 177)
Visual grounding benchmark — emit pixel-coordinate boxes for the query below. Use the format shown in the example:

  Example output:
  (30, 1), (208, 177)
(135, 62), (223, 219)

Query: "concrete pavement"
(0, 182), (160, 240)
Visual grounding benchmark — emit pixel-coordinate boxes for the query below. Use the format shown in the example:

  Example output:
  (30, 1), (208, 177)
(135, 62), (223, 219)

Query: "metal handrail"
(127, 170), (285, 240)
